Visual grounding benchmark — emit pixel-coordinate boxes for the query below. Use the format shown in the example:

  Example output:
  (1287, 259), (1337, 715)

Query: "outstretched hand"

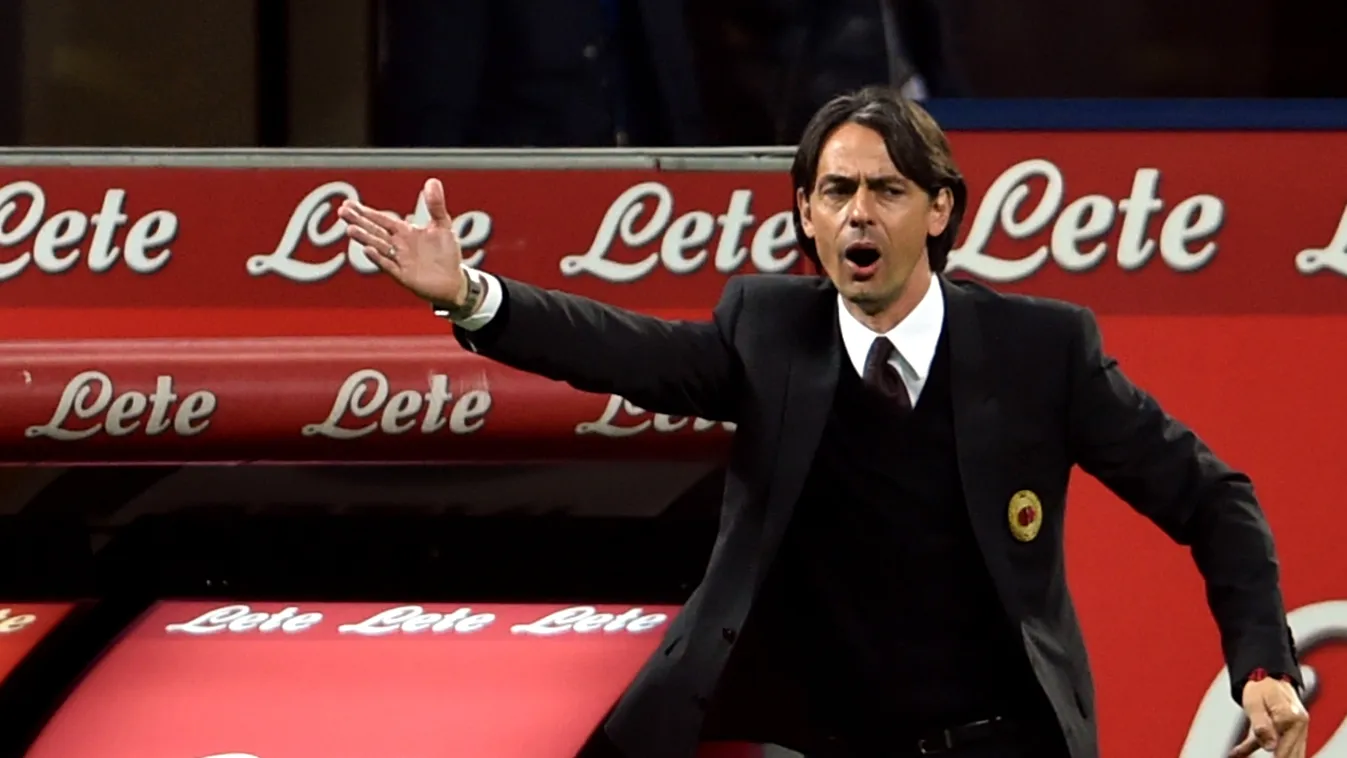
(338, 178), (467, 306)
(1230, 677), (1308, 758)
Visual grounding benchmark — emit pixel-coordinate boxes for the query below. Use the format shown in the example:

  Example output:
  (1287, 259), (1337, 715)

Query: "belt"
(813, 715), (1021, 756)
(914, 715), (1018, 755)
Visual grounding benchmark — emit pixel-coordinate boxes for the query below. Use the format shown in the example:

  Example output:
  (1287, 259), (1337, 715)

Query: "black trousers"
(579, 730), (1068, 758)
(578, 623), (1071, 757)
(796, 725), (1071, 757)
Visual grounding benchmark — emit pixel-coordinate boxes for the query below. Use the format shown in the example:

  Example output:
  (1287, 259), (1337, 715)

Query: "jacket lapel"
(942, 276), (1019, 601)
(942, 274), (996, 465)
(762, 278), (841, 542)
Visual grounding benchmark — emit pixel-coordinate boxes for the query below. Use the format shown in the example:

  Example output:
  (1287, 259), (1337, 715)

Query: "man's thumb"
(1251, 709), (1280, 751)
(1229, 709), (1278, 758)
(423, 178), (451, 223)
(1228, 731), (1259, 758)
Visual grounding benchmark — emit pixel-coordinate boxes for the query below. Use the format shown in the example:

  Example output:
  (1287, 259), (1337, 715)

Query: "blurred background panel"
(8, 0), (374, 148)
(18, 0), (256, 146)
(0, 0), (1343, 148)
(286, 0), (372, 147)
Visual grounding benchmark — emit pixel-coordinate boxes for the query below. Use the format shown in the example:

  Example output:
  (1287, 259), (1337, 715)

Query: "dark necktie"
(863, 336), (913, 414)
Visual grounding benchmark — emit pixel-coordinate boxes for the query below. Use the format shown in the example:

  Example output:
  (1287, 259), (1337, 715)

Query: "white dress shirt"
(835, 272), (945, 408)
(453, 268), (506, 332)
(452, 268), (946, 407)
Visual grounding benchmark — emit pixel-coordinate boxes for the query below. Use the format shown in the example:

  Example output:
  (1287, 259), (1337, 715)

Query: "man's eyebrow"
(818, 173), (854, 184)
(817, 173), (907, 186)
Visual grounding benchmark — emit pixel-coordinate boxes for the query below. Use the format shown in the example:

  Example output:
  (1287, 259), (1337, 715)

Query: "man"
(338, 88), (1309, 758)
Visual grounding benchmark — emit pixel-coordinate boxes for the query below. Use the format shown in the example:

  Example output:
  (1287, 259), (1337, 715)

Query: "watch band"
(431, 269), (485, 320)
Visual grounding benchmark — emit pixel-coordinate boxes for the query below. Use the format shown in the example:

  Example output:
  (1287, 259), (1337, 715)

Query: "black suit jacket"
(455, 272), (1300, 758)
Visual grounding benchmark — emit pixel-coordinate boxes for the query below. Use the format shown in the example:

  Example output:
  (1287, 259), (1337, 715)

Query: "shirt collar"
(836, 272), (945, 380)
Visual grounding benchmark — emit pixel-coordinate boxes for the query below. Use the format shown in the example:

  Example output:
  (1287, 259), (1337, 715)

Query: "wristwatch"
(430, 268), (485, 321)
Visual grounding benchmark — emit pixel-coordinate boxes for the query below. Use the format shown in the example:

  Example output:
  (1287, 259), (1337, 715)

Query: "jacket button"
(721, 627), (737, 643)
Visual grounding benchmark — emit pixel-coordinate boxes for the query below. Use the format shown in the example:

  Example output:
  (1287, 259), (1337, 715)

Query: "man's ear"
(796, 187), (816, 238)
(927, 187), (952, 238)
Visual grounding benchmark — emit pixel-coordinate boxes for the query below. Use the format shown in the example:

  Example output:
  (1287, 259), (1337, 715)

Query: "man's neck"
(845, 269), (935, 335)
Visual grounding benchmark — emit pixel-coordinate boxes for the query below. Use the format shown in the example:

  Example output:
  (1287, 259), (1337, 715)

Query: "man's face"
(797, 122), (952, 314)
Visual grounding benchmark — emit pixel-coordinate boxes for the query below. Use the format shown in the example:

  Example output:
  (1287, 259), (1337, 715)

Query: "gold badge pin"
(1008, 490), (1043, 542)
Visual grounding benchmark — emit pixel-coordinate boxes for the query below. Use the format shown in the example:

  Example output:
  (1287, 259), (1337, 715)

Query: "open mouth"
(843, 243), (881, 275)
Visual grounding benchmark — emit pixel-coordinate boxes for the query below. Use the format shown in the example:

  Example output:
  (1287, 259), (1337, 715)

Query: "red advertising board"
(1, 139), (1345, 755)
(0, 134), (1344, 341)
(1, 134), (1345, 463)
(0, 603), (72, 684)
(0, 336), (733, 463)
(23, 601), (759, 758)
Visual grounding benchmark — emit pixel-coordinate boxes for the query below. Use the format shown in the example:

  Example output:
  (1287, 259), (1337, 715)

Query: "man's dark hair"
(790, 87), (968, 273)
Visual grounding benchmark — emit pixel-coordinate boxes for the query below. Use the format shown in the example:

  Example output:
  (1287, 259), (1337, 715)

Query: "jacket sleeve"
(1064, 307), (1300, 703)
(453, 275), (746, 422)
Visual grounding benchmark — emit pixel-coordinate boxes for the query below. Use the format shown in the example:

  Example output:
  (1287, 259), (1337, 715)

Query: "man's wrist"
(431, 268), (486, 320)
(1246, 668), (1299, 693)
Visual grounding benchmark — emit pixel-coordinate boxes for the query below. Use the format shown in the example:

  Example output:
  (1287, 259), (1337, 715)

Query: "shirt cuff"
(452, 268), (503, 331)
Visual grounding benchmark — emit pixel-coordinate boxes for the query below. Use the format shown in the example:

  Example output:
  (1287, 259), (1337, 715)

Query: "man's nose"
(848, 189), (876, 226)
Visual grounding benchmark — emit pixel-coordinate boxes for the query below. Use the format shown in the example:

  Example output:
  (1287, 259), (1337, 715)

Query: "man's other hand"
(338, 178), (467, 306)
(1229, 676), (1308, 758)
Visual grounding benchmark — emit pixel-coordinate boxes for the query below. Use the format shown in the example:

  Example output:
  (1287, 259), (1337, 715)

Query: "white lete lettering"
(25, 371), (216, 441)
(575, 394), (736, 437)
(511, 606), (668, 636)
(0, 181), (178, 282)
(246, 181), (492, 282)
(559, 182), (797, 282)
(337, 605), (496, 636)
(0, 608), (37, 634)
(1296, 203), (1347, 276)
(302, 369), (491, 440)
(945, 160), (1225, 282)
(1180, 599), (1347, 757)
(164, 604), (324, 635)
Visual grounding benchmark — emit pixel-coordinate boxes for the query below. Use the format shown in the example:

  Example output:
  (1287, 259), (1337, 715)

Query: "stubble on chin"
(844, 288), (894, 316)
(845, 274), (909, 315)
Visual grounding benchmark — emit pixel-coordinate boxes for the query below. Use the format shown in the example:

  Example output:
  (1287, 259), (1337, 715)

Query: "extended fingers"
(1228, 733), (1257, 758)
(365, 245), (398, 275)
(1229, 728), (1272, 758)
(344, 226), (399, 277)
(338, 200), (409, 236)
(1271, 706), (1309, 758)
(339, 205), (391, 244)
(1230, 708), (1281, 758)
(346, 224), (395, 257)
(1272, 728), (1307, 758)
